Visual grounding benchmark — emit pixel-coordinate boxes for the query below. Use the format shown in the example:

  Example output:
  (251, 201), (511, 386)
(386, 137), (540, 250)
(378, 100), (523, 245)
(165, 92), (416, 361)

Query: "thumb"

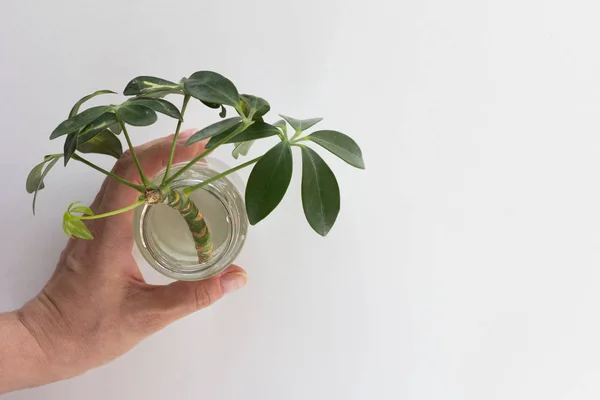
(141, 265), (248, 326)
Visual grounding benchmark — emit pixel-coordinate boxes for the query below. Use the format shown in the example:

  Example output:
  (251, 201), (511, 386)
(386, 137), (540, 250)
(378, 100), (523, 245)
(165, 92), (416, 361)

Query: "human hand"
(11, 129), (248, 389)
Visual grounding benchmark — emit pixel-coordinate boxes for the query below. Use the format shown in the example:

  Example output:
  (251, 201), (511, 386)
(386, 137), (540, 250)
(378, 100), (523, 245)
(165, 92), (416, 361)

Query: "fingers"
(133, 265), (247, 330)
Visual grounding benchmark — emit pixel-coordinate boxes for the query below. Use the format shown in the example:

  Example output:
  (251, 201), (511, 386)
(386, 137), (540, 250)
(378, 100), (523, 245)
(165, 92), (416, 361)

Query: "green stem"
(116, 113), (151, 187)
(183, 156), (261, 196)
(292, 136), (311, 143)
(235, 104), (247, 118)
(164, 189), (213, 263)
(161, 120), (254, 187)
(162, 94), (191, 184)
(77, 199), (145, 220)
(290, 130), (303, 141)
(72, 154), (145, 192)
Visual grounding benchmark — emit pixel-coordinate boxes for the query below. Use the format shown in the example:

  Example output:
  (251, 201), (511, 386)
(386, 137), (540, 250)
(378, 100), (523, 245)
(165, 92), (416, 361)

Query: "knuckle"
(62, 252), (85, 274)
(193, 284), (214, 310)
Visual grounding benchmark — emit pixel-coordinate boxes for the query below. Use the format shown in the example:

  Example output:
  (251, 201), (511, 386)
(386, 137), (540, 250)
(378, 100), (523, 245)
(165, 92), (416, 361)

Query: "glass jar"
(133, 159), (248, 281)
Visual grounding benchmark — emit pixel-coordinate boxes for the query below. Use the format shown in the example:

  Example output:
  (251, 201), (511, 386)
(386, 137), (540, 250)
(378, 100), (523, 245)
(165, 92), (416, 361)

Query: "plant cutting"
(26, 71), (365, 272)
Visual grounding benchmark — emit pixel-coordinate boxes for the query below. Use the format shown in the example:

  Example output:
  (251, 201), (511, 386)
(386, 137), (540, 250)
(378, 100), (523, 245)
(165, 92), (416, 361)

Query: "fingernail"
(220, 272), (247, 294)
(177, 128), (197, 144)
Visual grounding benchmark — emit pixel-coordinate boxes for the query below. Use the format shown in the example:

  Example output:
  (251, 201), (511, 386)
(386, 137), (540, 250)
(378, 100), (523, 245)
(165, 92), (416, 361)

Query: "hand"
(7, 130), (248, 390)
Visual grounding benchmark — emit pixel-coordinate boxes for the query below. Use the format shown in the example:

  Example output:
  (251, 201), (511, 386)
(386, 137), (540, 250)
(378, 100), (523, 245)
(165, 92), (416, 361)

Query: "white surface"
(2, 0), (600, 399)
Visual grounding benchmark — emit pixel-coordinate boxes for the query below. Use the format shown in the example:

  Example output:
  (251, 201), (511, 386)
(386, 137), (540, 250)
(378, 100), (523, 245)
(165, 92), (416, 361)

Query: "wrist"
(0, 310), (55, 393)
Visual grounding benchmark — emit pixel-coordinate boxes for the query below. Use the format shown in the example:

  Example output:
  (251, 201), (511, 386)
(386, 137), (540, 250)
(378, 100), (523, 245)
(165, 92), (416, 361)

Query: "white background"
(2, 0), (600, 399)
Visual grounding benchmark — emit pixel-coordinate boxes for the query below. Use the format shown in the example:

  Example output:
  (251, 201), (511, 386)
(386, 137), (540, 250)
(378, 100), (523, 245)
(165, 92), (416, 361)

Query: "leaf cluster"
(27, 70), (365, 237)
(62, 202), (94, 240)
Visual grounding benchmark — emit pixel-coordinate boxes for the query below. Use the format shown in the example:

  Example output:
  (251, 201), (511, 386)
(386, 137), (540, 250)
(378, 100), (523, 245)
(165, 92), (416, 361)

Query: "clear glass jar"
(133, 159), (248, 281)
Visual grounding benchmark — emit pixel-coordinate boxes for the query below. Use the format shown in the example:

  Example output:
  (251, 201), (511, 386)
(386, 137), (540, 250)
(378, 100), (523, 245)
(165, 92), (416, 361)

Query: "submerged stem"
(161, 189), (213, 263)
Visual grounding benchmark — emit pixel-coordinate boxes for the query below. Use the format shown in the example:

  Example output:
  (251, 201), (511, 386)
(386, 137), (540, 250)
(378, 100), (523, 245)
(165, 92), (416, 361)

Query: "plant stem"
(161, 120), (254, 187)
(162, 94), (191, 184)
(183, 156), (261, 196)
(116, 113), (151, 187)
(235, 104), (247, 118)
(164, 190), (213, 263)
(78, 199), (145, 220)
(290, 130), (303, 141)
(72, 154), (145, 192)
(292, 136), (311, 143)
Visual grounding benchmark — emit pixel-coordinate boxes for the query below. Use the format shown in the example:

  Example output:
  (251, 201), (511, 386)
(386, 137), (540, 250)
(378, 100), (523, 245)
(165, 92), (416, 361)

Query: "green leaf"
(65, 217), (94, 240)
(71, 205), (94, 216)
(32, 157), (60, 215)
(62, 212), (72, 237)
(238, 98), (248, 115)
(300, 146), (340, 236)
(110, 122), (122, 135)
(127, 98), (182, 120)
(186, 117), (243, 146)
(77, 130), (123, 159)
(201, 100), (221, 109)
(63, 132), (78, 166)
(219, 105), (227, 118)
(307, 130), (365, 169)
(26, 160), (47, 194)
(206, 122), (280, 148)
(26, 155), (62, 194)
(205, 123), (244, 149)
(138, 88), (182, 99)
(69, 90), (116, 118)
(243, 95), (270, 120)
(273, 119), (287, 135)
(245, 141), (293, 225)
(67, 201), (82, 211)
(241, 94), (270, 120)
(184, 71), (240, 107)
(123, 76), (180, 96)
(63, 206), (94, 239)
(231, 122), (281, 143)
(51, 106), (111, 139)
(77, 112), (119, 144)
(280, 115), (323, 132)
(118, 105), (157, 126)
(232, 140), (255, 159)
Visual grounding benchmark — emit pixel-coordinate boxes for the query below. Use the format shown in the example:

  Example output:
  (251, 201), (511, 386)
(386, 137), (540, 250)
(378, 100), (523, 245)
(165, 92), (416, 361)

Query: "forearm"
(0, 311), (52, 394)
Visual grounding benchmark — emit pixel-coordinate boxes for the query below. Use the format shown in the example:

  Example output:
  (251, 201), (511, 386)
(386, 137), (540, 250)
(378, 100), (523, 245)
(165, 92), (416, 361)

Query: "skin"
(0, 129), (248, 394)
